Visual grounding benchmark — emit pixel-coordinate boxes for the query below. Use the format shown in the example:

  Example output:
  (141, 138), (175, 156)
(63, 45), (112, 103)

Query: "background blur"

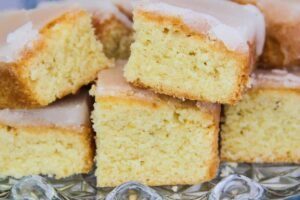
(0, 0), (58, 10)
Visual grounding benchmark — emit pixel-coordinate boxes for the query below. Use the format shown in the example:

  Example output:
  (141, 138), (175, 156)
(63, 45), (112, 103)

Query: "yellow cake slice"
(0, 90), (94, 178)
(221, 68), (300, 163)
(233, 0), (300, 68)
(0, 4), (112, 109)
(124, 0), (265, 104)
(91, 61), (220, 187)
(41, 0), (133, 59)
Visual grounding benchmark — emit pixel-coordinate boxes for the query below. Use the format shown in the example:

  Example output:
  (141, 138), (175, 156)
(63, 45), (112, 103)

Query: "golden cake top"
(134, 0), (265, 56)
(251, 68), (300, 89)
(0, 3), (81, 62)
(0, 90), (91, 129)
(95, 60), (220, 114)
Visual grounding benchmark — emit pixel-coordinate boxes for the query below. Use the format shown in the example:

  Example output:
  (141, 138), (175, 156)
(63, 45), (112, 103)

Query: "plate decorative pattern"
(1, 163), (300, 200)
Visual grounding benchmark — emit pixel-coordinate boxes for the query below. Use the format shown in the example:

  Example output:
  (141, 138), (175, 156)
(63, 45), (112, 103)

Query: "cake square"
(124, 0), (265, 104)
(92, 61), (220, 187)
(0, 90), (94, 178)
(221, 69), (300, 163)
(0, 3), (111, 109)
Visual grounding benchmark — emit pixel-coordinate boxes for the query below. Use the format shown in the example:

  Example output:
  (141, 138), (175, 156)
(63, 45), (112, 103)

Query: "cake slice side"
(0, 125), (94, 178)
(93, 96), (220, 187)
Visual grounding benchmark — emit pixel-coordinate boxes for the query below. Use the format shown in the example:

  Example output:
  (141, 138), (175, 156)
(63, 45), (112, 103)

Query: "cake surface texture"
(233, 0), (300, 67)
(124, 0), (265, 104)
(0, 90), (94, 178)
(92, 61), (220, 187)
(0, 3), (111, 109)
(221, 68), (300, 163)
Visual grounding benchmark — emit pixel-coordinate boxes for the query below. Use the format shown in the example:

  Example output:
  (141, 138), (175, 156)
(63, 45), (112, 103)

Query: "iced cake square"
(124, 0), (265, 104)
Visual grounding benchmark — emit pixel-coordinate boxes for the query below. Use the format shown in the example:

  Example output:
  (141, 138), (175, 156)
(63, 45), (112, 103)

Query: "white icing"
(209, 24), (247, 53)
(0, 90), (90, 129)
(0, 22), (39, 62)
(251, 68), (300, 88)
(110, 0), (133, 15)
(96, 60), (156, 100)
(0, 4), (81, 62)
(135, 0), (265, 55)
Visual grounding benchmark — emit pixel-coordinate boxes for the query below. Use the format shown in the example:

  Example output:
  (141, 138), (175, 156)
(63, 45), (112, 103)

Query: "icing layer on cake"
(135, 0), (265, 56)
(0, 90), (90, 129)
(0, 3), (81, 62)
(251, 68), (300, 89)
(96, 60), (156, 100)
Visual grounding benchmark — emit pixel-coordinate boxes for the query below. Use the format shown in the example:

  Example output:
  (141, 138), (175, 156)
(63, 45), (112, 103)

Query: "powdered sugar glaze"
(0, 91), (90, 129)
(251, 68), (300, 89)
(0, 3), (82, 62)
(135, 0), (265, 56)
(96, 60), (157, 100)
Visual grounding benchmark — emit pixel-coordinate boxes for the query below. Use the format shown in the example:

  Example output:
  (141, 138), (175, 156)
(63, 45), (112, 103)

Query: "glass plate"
(1, 162), (300, 200)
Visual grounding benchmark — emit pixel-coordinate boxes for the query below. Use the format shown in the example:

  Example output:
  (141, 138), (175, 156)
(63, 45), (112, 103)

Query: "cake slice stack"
(0, 2), (128, 178)
(91, 0), (267, 187)
(92, 61), (220, 187)
(1, 0), (299, 189)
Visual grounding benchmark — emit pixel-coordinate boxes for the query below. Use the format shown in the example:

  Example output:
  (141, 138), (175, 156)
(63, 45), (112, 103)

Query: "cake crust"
(0, 62), (39, 108)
